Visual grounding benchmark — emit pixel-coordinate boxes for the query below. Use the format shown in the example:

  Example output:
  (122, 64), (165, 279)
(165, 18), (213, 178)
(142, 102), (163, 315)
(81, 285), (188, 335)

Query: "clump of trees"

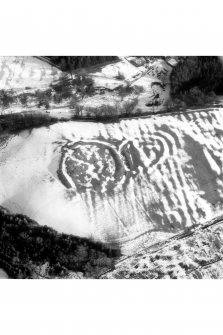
(0, 206), (120, 279)
(35, 89), (53, 109)
(170, 56), (223, 97)
(18, 93), (28, 106)
(0, 90), (15, 107)
(168, 56), (223, 108)
(72, 75), (94, 98)
(49, 74), (94, 105)
(0, 112), (57, 133)
(83, 98), (139, 120)
(84, 105), (119, 120)
(117, 85), (144, 101)
(118, 85), (135, 100)
(41, 57), (118, 72)
(0, 72), (95, 113)
(171, 87), (217, 108)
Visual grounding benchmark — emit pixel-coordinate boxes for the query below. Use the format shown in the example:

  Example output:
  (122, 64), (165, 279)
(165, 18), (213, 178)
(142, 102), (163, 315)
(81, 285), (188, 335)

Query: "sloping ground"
(1, 56), (223, 279)
(0, 206), (119, 279)
(0, 56), (174, 121)
(0, 57), (61, 91)
(101, 216), (223, 279)
(1, 105), (223, 258)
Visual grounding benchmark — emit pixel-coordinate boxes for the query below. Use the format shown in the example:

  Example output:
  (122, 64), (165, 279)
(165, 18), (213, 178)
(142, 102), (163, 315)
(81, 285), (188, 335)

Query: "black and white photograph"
(1, 1), (223, 334)
(1, 56), (223, 279)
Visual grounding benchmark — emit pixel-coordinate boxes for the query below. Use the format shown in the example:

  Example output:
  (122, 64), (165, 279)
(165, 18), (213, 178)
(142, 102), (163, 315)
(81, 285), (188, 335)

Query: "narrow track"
(98, 214), (223, 278)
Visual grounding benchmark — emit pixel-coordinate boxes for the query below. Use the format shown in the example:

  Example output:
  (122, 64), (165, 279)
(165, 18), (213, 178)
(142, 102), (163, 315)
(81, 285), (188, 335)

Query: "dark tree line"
(41, 56), (118, 72)
(0, 206), (120, 279)
(170, 56), (223, 96)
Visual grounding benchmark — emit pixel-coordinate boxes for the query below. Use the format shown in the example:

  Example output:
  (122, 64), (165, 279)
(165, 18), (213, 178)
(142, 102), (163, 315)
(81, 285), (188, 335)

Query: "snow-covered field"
(1, 56), (223, 262)
(1, 104), (223, 254)
(0, 56), (61, 91)
(0, 56), (173, 118)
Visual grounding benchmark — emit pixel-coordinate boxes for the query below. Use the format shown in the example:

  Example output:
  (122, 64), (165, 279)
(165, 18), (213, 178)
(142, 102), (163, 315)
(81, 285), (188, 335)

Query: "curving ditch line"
(58, 140), (127, 193)
(57, 132), (173, 196)
(3, 100), (223, 251)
